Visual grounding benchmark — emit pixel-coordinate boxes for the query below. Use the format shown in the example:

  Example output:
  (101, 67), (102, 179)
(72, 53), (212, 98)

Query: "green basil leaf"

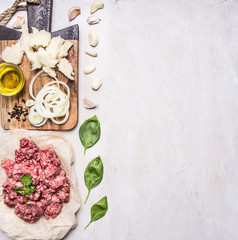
(13, 188), (25, 195)
(24, 185), (35, 195)
(20, 173), (33, 187)
(84, 156), (104, 204)
(84, 196), (108, 230)
(79, 115), (101, 155)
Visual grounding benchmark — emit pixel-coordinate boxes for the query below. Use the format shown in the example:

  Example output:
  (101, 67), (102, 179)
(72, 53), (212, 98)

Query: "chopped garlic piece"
(29, 27), (51, 49)
(58, 41), (73, 59)
(1, 42), (23, 65)
(57, 58), (75, 80)
(46, 36), (64, 60)
(37, 48), (57, 68)
(43, 66), (56, 78)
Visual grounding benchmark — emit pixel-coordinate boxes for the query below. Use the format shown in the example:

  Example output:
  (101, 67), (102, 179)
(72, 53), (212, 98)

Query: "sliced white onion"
(31, 117), (48, 127)
(28, 72), (71, 126)
(25, 99), (35, 107)
(29, 106), (46, 126)
(29, 70), (44, 100)
(50, 110), (70, 125)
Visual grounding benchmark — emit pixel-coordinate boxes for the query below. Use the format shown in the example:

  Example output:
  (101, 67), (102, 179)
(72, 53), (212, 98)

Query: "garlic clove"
(90, 1), (104, 14)
(68, 7), (81, 21)
(87, 15), (101, 25)
(12, 16), (25, 29)
(89, 31), (99, 47)
(83, 98), (97, 109)
(83, 65), (96, 74)
(85, 50), (98, 57)
(91, 78), (103, 90)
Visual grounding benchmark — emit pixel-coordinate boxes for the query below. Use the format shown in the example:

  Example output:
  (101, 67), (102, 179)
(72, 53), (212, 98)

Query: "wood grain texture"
(52, 25), (79, 40)
(0, 26), (21, 40)
(0, 40), (78, 131)
(27, 0), (52, 32)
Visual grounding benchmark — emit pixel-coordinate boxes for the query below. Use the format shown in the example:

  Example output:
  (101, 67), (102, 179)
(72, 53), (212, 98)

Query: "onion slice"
(50, 110), (70, 125)
(28, 72), (71, 126)
(28, 106), (46, 126)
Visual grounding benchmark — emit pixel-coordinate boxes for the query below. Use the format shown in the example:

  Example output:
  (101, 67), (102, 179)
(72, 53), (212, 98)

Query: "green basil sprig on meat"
(79, 115), (101, 155)
(84, 156), (104, 204)
(84, 196), (108, 230)
(13, 173), (35, 208)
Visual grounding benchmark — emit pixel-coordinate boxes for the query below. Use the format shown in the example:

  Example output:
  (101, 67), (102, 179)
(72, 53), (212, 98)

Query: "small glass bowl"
(0, 62), (25, 96)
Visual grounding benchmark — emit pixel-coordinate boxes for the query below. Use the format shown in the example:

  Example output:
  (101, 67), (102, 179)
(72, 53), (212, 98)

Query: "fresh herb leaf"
(13, 188), (25, 195)
(79, 115), (101, 155)
(20, 173), (33, 187)
(84, 196), (108, 230)
(84, 156), (104, 204)
(24, 185), (35, 195)
(13, 174), (35, 208)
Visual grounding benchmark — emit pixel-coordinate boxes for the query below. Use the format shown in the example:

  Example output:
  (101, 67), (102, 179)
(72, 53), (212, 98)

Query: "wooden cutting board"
(0, 0), (79, 131)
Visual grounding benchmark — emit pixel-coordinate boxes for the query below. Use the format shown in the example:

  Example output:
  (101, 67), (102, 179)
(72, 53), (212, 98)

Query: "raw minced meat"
(1, 138), (70, 223)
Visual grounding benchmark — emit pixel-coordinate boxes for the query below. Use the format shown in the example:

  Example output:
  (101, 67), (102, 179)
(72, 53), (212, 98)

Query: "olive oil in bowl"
(0, 62), (25, 96)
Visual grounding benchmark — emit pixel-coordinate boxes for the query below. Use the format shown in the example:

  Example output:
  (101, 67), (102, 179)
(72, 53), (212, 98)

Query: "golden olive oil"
(0, 63), (24, 96)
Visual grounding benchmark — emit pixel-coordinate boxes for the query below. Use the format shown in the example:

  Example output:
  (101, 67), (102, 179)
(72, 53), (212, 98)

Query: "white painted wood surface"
(1, 0), (238, 239)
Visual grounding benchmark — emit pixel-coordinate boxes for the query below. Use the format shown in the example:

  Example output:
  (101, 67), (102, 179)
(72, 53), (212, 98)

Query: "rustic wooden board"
(27, 0), (52, 32)
(0, 40), (78, 130)
(0, 26), (21, 40)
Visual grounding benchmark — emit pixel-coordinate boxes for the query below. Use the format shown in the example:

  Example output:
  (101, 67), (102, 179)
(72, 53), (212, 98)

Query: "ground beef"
(1, 138), (70, 223)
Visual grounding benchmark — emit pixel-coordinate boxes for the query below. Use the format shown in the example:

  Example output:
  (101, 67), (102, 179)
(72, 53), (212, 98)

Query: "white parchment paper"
(0, 130), (80, 240)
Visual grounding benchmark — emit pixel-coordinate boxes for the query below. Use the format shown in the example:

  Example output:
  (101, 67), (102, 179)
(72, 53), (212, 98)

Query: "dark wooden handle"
(27, 0), (52, 32)
(52, 25), (79, 40)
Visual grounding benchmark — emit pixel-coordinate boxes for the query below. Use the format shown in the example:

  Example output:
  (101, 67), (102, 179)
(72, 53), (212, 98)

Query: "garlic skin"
(88, 32), (99, 47)
(83, 98), (97, 109)
(90, 1), (104, 14)
(83, 65), (96, 74)
(85, 50), (98, 57)
(12, 16), (25, 29)
(68, 7), (81, 21)
(87, 15), (101, 25)
(91, 78), (103, 90)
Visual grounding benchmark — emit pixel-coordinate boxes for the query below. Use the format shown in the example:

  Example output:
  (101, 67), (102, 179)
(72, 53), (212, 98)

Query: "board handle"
(27, 0), (52, 32)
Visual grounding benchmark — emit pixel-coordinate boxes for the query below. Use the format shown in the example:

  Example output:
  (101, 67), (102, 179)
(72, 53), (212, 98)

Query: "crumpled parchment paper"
(0, 130), (80, 240)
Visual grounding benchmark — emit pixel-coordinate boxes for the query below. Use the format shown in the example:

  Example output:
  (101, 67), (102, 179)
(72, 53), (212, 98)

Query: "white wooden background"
(1, 0), (238, 239)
